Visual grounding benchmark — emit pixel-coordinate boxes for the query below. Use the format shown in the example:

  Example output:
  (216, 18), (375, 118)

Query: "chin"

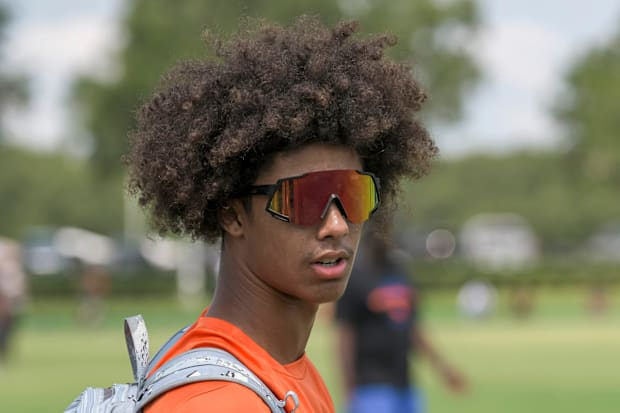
(312, 281), (349, 304)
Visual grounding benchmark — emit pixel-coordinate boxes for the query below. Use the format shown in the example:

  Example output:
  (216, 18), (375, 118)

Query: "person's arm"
(336, 321), (357, 400)
(410, 326), (468, 393)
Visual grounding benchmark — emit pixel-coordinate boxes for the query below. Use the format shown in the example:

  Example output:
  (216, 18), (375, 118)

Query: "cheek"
(264, 226), (308, 259)
(249, 215), (306, 264)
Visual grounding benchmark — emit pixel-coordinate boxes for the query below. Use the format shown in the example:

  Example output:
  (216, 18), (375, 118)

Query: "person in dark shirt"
(336, 231), (467, 413)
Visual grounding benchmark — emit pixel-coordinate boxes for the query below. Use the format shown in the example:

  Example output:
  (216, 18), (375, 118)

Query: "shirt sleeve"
(144, 381), (271, 413)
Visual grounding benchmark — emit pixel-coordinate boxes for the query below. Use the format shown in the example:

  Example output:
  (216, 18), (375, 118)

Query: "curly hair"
(125, 16), (437, 243)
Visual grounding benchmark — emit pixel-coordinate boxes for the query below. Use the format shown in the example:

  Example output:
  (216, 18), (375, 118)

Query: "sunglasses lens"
(336, 172), (379, 224)
(267, 170), (379, 225)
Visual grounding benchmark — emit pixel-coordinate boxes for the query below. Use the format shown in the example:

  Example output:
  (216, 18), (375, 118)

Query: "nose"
(317, 202), (350, 240)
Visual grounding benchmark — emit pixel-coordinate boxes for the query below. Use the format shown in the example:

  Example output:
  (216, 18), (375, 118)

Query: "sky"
(1, 0), (619, 158)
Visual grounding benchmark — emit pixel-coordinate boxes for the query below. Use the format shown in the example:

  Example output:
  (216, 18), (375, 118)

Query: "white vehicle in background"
(460, 213), (540, 272)
(22, 226), (118, 276)
(582, 221), (620, 262)
(22, 227), (72, 276)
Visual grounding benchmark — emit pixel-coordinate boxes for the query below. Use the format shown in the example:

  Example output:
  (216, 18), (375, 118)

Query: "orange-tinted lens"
(267, 170), (379, 225)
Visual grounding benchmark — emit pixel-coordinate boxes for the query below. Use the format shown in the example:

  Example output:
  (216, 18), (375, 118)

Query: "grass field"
(1, 286), (619, 412)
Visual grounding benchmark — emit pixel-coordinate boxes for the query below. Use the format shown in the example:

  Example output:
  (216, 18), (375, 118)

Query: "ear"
(217, 199), (246, 238)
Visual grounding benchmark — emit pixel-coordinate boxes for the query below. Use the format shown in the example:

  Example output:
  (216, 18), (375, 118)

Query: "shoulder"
(144, 381), (271, 413)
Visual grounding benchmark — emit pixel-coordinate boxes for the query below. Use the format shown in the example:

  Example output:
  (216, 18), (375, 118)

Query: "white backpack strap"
(134, 348), (299, 413)
(124, 315), (150, 386)
(64, 383), (140, 413)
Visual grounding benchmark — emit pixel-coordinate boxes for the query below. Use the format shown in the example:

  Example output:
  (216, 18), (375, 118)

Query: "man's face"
(239, 142), (365, 305)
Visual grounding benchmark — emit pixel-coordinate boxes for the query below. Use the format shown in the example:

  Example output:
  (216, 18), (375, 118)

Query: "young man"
(125, 16), (437, 412)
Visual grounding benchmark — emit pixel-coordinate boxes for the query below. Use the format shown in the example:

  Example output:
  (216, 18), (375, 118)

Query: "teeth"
(318, 259), (339, 266)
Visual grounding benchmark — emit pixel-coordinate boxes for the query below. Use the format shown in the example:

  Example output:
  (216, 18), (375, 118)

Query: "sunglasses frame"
(245, 169), (381, 225)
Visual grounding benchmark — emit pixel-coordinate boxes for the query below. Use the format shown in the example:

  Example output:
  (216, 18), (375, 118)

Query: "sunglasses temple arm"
(246, 185), (276, 196)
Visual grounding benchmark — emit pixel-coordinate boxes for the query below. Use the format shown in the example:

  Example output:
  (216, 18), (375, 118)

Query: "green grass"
(1, 286), (619, 412)
(414, 320), (620, 412)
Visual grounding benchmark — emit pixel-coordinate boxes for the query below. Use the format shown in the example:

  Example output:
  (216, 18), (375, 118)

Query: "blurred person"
(336, 231), (467, 413)
(0, 237), (27, 365)
(585, 284), (609, 317)
(116, 16), (436, 413)
(76, 264), (111, 326)
(508, 284), (536, 319)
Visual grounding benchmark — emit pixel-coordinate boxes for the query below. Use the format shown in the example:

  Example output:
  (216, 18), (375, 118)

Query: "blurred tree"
(0, 6), (28, 142)
(397, 15), (620, 254)
(0, 145), (123, 239)
(0, 6), (122, 238)
(73, 0), (480, 177)
(555, 22), (620, 185)
(400, 151), (619, 252)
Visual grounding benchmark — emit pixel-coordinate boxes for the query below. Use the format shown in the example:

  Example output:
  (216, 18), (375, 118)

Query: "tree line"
(1, 1), (618, 256)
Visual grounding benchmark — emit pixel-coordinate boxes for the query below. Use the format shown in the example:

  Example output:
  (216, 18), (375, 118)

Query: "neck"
(207, 250), (319, 365)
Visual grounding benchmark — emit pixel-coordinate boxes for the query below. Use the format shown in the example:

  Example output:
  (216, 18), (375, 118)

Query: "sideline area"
(1, 287), (619, 413)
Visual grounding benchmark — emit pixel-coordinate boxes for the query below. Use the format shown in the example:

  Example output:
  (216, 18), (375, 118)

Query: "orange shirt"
(144, 312), (335, 413)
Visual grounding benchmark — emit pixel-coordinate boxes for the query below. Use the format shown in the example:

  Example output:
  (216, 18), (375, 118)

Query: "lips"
(311, 250), (351, 279)
(313, 249), (349, 263)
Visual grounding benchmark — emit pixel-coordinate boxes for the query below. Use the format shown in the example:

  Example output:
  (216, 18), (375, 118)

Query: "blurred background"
(0, 0), (618, 412)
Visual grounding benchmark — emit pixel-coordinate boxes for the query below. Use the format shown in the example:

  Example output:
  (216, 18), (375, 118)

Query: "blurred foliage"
(555, 22), (620, 186)
(0, 145), (124, 238)
(410, 258), (620, 289)
(400, 152), (619, 251)
(0, 5), (29, 141)
(1, 1), (618, 263)
(25, 257), (620, 297)
(73, 0), (480, 177)
(397, 19), (620, 254)
(28, 268), (177, 297)
(3, 7), (101, 240)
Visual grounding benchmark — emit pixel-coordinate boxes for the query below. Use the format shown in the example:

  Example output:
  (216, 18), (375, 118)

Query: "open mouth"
(316, 258), (343, 267)
(311, 256), (348, 279)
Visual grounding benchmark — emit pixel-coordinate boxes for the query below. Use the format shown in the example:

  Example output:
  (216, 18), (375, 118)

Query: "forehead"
(257, 143), (363, 183)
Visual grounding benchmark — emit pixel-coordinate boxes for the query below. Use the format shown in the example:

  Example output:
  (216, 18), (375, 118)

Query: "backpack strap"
(134, 347), (299, 413)
(64, 383), (140, 413)
(124, 315), (150, 386)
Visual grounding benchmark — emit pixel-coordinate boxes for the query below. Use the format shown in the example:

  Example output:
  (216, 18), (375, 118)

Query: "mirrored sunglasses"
(245, 169), (380, 226)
